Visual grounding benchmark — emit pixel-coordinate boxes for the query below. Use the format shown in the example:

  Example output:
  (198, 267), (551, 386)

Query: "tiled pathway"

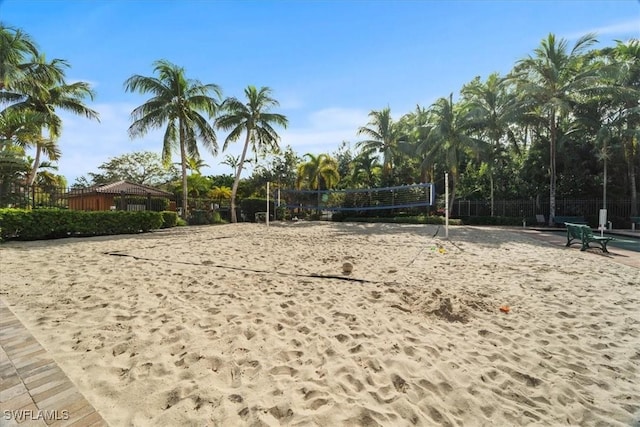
(0, 299), (107, 427)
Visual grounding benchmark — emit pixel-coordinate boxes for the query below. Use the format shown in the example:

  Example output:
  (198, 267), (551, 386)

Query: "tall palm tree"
(125, 59), (221, 218)
(0, 23), (37, 91)
(357, 107), (401, 185)
(605, 39), (640, 217)
(462, 73), (519, 216)
(399, 105), (433, 183)
(215, 86), (288, 223)
(422, 93), (480, 213)
(297, 153), (340, 213)
(512, 33), (599, 226)
(2, 57), (99, 186)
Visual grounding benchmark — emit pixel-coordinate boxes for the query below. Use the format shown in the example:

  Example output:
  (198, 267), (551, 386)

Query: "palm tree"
(0, 23), (37, 91)
(297, 153), (340, 213)
(399, 105), (433, 183)
(208, 185), (231, 205)
(175, 156), (210, 175)
(0, 109), (46, 147)
(357, 107), (402, 185)
(512, 33), (599, 226)
(605, 39), (640, 217)
(125, 59), (221, 218)
(2, 56), (99, 186)
(422, 93), (480, 213)
(461, 73), (519, 216)
(215, 86), (288, 223)
(350, 150), (382, 189)
(219, 153), (252, 176)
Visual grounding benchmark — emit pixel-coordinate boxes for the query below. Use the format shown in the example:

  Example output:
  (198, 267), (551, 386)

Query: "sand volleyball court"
(1, 222), (639, 426)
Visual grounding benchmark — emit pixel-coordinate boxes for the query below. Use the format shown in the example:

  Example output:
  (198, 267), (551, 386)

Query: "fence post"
(146, 192), (151, 211)
(31, 185), (35, 209)
(120, 191), (127, 211)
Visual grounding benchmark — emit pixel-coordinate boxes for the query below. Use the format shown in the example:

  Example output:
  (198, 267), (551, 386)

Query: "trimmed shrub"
(160, 211), (178, 228)
(0, 208), (163, 241)
(188, 209), (209, 225)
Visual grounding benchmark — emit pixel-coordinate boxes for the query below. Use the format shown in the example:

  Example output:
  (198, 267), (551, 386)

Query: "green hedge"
(0, 209), (164, 241)
(187, 209), (225, 225)
(160, 211), (178, 228)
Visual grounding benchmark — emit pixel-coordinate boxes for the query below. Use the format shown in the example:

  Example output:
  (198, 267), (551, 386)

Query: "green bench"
(565, 222), (613, 253)
(554, 216), (587, 227)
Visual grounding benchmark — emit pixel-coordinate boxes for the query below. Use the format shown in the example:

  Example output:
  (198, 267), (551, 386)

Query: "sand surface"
(1, 222), (639, 426)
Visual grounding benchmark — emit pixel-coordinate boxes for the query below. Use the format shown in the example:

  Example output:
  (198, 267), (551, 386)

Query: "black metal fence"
(0, 183), (174, 211)
(3, 184), (637, 225)
(452, 198), (638, 223)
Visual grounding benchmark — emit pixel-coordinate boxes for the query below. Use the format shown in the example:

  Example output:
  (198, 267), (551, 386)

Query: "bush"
(0, 208), (163, 241)
(210, 211), (223, 224)
(187, 209), (226, 226)
(188, 209), (209, 225)
(160, 211), (178, 228)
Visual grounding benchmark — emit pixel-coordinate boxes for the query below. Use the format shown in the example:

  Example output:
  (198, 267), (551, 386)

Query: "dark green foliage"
(188, 209), (209, 225)
(0, 208), (163, 241)
(240, 198), (275, 222)
(160, 211), (178, 228)
(187, 209), (225, 225)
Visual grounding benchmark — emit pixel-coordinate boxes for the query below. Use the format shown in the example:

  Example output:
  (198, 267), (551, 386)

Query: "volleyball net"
(275, 183), (435, 213)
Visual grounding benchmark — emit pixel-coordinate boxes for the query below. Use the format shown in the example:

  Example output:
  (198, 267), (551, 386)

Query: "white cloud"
(280, 107), (369, 156)
(565, 18), (640, 40)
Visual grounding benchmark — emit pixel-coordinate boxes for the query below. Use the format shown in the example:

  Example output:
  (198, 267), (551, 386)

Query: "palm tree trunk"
(626, 132), (638, 217)
(179, 123), (188, 219)
(230, 131), (252, 223)
(548, 114), (557, 227)
(25, 144), (42, 187)
(490, 171), (494, 217)
(448, 169), (457, 214)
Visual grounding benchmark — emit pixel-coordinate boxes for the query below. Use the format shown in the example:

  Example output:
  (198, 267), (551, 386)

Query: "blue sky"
(1, 0), (639, 183)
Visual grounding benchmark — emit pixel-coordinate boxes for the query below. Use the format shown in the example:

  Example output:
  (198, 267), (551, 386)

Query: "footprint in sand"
(269, 365), (298, 376)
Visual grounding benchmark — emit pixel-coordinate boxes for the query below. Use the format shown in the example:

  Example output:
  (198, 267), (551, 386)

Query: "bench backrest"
(565, 222), (589, 239)
(581, 226), (596, 238)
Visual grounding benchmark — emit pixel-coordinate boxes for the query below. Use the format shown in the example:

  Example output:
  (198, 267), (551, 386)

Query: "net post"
(266, 182), (270, 227)
(430, 183), (435, 207)
(445, 173), (449, 239)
